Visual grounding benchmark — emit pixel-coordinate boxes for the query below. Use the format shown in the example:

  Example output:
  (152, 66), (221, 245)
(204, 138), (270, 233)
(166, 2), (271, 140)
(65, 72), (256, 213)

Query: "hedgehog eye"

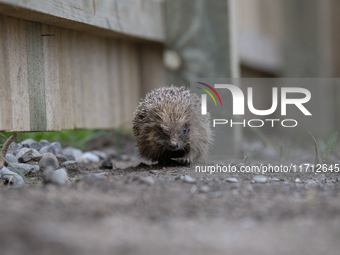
(182, 127), (187, 134)
(156, 126), (168, 138)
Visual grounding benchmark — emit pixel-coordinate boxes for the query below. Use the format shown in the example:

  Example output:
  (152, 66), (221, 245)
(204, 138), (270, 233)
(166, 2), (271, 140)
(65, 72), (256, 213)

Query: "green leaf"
(322, 132), (338, 162)
(243, 148), (256, 163)
(309, 132), (321, 165)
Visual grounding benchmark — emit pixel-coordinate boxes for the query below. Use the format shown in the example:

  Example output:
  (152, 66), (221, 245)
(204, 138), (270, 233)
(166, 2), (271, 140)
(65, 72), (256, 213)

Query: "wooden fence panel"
(57, 28), (75, 130)
(42, 24), (61, 131)
(25, 20), (47, 131)
(0, 15), (13, 131)
(120, 42), (141, 128)
(5, 16), (31, 132)
(0, 13), (167, 132)
(106, 39), (122, 128)
(139, 44), (164, 96)
(0, 0), (167, 132)
(0, 0), (165, 42)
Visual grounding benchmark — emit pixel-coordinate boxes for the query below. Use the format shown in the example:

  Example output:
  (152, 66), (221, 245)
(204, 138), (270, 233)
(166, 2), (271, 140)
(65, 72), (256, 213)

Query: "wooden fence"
(0, 0), (165, 132)
(1, 0), (339, 138)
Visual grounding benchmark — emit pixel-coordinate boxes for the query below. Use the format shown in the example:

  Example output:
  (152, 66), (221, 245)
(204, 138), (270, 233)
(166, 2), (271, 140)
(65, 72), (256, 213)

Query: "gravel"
(16, 148), (42, 163)
(253, 175), (268, 184)
(39, 153), (59, 171)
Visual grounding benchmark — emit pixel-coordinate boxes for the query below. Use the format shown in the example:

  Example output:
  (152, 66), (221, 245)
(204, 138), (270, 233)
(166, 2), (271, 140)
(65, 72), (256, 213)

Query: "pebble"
(182, 175), (196, 183)
(271, 178), (280, 182)
(225, 177), (238, 183)
(100, 158), (113, 169)
(50, 142), (63, 155)
(307, 179), (317, 185)
(317, 174), (326, 182)
(90, 150), (107, 160)
(43, 167), (68, 185)
(21, 138), (37, 146)
(64, 154), (76, 161)
(39, 145), (56, 155)
(9, 142), (18, 151)
(39, 139), (50, 146)
(149, 170), (157, 174)
(8, 163), (39, 175)
(56, 154), (68, 165)
(61, 161), (78, 171)
(78, 152), (100, 162)
(198, 185), (210, 193)
(39, 153), (59, 171)
(295, 178), (302, 183)
(62, 147), (83, 159)
(29, 142), (43, 151)
(253, 175), (268, 183)
(16, 148), (42, 163)
(138, 176), (155, 185)
(0, 166), (25, 186)
(24, 160), (39, 166)
(6, 154), (18, 164)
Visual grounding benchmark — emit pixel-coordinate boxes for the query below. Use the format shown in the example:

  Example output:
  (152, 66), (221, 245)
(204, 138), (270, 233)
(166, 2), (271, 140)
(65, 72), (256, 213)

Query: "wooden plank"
(0, 0), (165, 42)
(89, 35), (110, 129)
(120, 41), (140, 128)
(71, 30), (86, 129)
(5, 16), (30, 132)
(106, 39), (122, 128)
(25, 20), (47, 131)
(81, 33), (96, 129)
(57, 28), (75, 130)
(42, 24), (61, 131)
(0, 15), (13, 131)
(128, 43), (141, 126)
(139, 44), (165, 96)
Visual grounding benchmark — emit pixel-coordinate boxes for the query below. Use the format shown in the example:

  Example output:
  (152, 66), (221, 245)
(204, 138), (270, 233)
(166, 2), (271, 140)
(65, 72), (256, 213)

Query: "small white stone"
(182, 175), (196, 183)
(44, 167), (68, 186)
(78, 152), (100, 163)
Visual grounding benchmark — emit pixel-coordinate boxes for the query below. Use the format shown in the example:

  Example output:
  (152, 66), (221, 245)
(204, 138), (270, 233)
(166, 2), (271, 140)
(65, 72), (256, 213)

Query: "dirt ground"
(1, 134), (340, 255)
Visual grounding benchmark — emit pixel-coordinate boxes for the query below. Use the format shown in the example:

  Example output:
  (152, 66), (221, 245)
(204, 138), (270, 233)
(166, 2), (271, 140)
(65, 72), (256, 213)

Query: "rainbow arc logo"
(196, 82), (222, 106)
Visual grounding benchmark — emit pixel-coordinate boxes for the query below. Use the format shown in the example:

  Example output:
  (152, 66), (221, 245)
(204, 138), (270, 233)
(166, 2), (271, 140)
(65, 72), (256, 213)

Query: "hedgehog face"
(154, 121), (189, 152)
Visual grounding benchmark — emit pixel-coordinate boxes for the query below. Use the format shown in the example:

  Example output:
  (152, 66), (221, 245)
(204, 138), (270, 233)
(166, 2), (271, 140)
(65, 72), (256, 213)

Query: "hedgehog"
(132, 86), (212, 164)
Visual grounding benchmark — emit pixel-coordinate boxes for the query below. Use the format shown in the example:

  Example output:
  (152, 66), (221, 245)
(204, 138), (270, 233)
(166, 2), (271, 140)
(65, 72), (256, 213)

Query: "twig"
(0, 133), (17, 169)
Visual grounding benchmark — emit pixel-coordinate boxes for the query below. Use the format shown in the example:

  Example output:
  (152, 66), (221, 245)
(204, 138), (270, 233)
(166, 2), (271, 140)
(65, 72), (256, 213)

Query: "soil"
(1, 134), (340, 255)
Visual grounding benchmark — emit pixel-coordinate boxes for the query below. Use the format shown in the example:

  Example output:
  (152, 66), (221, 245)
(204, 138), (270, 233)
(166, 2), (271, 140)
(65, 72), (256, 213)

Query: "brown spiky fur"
(132, 86), (212, 164)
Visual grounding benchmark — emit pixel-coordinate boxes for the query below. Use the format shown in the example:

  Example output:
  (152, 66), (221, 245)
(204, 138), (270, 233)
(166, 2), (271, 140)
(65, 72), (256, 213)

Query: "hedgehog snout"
(169, 141), (179, 150)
